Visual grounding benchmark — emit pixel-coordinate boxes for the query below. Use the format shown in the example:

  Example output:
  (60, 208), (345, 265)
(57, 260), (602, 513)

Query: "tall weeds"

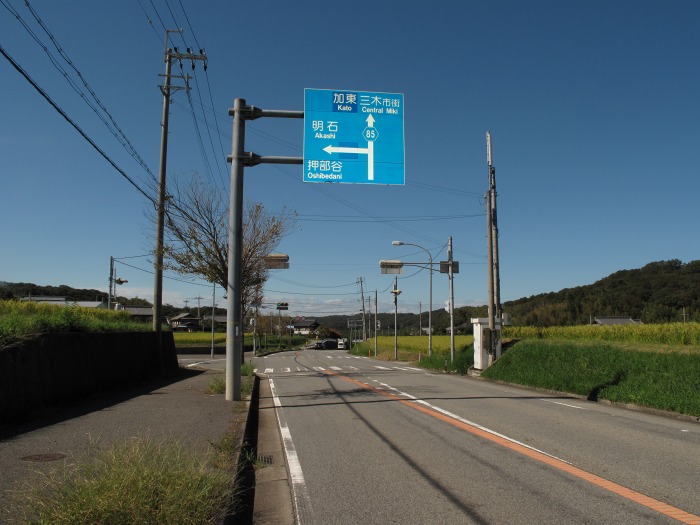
(0, 300), (148, 347)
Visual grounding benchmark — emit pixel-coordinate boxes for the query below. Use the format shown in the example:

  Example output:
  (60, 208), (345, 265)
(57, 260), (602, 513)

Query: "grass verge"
(350, 335), (474, 373)
(12, 438), (233, 525)
(0, 300), (149, 348)
(482, 339), (700, 417)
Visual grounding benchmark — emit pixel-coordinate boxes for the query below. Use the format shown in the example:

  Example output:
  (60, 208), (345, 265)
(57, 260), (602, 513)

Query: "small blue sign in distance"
(303, 88), (405, 185)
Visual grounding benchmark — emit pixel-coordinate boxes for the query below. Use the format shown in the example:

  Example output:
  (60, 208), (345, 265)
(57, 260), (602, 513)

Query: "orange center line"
(325, 369), (700, 525)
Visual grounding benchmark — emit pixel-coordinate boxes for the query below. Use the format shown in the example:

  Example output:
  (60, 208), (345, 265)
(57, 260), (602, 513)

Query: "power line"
(3, 0), (158, 192)
(270, 276), (359, 289)
(0, 42), (156, 205)
(136, 0), (163, 43)
(116, 260), (213, 287)
(147, 0), (168, 33)
(291, 213), (484, 223)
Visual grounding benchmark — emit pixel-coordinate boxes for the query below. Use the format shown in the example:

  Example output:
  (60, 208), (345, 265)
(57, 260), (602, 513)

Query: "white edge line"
(540, 399), (587, 410)
(268, 378), (312, 524)
(375, 380), (571, 465)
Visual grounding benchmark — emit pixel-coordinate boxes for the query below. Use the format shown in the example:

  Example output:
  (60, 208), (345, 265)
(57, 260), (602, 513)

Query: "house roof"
(594, 316), (643, 325)
(203, 314), (228, 323)
(21, 297), (106, 308)
(293, 320), (319, 328)
(120, 306), (153, 316)
(169, 312), (200, 321)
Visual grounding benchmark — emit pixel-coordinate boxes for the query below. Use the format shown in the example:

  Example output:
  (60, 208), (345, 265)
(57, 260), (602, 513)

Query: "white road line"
(283, 367), (291, 373)
(330, 366), (342, 371)
(268, 378), (313, 524)
(297, 366), (308, 372)
(253, 369), (258, 373)
(313, 366), (326, 371)
(540, 399), (587, 410)
(264, 368), (273, 374)
(373, 365), (391, 370)
(374, 380), (570, 464)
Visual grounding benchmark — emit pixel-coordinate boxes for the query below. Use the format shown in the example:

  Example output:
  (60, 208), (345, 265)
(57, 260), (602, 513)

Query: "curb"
(222, 374), (259, 524)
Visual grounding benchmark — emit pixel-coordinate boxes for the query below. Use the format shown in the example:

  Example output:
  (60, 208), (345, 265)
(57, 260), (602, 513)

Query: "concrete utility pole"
(391, 276), (401, 360)
(108, 256), (114, 310)
(153, 29), (207, 348)
(448, 236), (455, 364)
(359, 277), (367, 340)
(485, 131), (501, 364)
(487, 131), (501, 320)
(374, 289), (378, 357)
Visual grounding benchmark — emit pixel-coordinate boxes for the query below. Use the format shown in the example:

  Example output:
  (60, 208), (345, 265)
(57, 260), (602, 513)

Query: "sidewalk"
(0, 368), (242, 519)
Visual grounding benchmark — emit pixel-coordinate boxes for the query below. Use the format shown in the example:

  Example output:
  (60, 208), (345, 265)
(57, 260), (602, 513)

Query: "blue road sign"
(303, 89), (405, 185)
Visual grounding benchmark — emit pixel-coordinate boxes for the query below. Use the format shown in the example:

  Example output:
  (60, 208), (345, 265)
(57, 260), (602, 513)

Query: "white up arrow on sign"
(322, 114), (376, 181)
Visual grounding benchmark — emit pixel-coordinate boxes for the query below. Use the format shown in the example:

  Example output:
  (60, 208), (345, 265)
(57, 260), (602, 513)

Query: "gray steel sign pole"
(226, 98), (245, 401)
(226, 99), (303, 401)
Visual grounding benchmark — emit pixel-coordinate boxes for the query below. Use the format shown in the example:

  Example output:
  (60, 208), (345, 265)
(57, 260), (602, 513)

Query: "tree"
(157, 173), (296, 316)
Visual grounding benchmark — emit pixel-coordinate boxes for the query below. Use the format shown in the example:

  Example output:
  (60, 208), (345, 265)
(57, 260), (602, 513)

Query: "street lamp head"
(392, 241), (404, 246)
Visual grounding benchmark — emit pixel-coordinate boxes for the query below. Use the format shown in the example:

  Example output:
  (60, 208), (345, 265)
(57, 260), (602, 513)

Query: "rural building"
(594, 316), (643, 325)
(292, 319), (320, 335)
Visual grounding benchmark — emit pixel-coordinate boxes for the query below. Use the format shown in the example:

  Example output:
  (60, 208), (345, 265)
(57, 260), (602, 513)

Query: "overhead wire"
(116, 260), (213, 287)
(2, 0), (158, 194)
(136, 0), (163, 43)
(0, 43), (156, 205)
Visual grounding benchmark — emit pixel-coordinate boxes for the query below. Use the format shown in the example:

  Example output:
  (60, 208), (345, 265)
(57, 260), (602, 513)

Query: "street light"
(392, 241), (433, 357)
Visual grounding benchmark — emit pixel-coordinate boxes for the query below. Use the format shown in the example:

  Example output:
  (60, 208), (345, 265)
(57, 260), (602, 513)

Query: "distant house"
(21, 296), (107, 309)
(167, 312), (201, 331)
(114, 304), (153, 323)
(203, 314), (228, 326)
(594, 316), (643, 326)
(292, 319), (319, 335)
(445, 323), (470, 335)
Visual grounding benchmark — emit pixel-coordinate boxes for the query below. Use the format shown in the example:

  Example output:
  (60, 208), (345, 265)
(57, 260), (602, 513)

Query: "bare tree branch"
(149, 173), (296, 316)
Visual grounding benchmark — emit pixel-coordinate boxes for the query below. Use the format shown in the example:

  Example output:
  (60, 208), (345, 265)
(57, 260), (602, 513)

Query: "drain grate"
(257, 454), (273, 465)
(21, 453), (66, 463)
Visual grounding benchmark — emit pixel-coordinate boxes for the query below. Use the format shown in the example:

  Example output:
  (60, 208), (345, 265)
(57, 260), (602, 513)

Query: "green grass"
(15, 438), (233, 525)
(351, 335), (474, 373)
(173, 331), (227, 346)
(482, 339), (700, 417)
(504, 322), (700, 346)
(0, 300), (149, 347)
(205, 362), (256, 396)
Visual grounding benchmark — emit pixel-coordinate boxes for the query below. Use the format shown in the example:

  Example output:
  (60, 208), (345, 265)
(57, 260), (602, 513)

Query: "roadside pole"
(225, 99), (303, 401)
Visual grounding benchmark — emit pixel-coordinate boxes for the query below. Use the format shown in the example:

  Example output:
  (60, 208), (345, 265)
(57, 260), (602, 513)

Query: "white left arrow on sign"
(322, 115), (377, 181)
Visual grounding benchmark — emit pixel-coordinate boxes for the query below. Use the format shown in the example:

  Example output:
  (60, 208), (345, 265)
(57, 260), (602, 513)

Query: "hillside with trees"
(502, 259), (700, 326)
(3, 259), (699, 332)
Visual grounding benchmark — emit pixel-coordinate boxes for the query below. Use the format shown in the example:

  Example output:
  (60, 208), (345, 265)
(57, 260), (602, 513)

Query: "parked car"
(337, 339), (346, 350)
(313, 341), (326, 350)
(323, 339), (338, 350)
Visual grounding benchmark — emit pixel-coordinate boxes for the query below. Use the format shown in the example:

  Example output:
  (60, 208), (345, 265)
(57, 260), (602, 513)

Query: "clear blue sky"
(2, 0), (699, 320)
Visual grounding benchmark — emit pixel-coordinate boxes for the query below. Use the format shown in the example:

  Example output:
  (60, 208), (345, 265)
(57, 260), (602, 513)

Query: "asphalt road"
(243, 349), (699, 525)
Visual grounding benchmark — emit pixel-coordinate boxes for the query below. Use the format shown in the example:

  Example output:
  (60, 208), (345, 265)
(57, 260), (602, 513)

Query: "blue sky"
(2, 0), (699, 320)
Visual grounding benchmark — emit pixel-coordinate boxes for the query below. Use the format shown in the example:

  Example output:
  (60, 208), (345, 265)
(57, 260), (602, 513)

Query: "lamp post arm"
(393, 242), (433, 357)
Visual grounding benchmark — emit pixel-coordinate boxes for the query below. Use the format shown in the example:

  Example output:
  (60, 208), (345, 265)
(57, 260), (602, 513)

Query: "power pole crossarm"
(153, 29), (208, 351)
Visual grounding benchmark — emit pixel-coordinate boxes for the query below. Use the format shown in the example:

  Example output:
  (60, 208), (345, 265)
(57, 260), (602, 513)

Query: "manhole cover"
(21, 453), (66, 463)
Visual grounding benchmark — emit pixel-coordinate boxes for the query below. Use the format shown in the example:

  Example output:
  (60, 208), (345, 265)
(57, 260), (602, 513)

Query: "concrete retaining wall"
(0, 332), (179, 425)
